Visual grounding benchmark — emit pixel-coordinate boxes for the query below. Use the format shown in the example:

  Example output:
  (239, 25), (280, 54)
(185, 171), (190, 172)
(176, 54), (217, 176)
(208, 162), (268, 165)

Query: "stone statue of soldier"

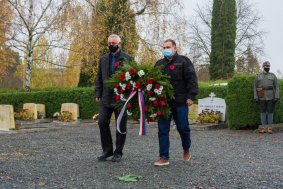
(254, 61), (280, 134)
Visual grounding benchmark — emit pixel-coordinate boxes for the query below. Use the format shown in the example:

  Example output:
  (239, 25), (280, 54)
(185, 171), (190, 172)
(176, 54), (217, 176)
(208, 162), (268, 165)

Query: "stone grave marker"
(23, 103), (37, 119)
(189, 104), (198, 124)
(0, 105), (15, 131)
(61, 103), (79, 121)
(198, 92), (226, 121)
(36, 104), (46, 118)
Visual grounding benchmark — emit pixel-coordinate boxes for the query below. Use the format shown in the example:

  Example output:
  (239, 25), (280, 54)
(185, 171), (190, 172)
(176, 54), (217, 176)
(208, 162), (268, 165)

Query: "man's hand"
(186, 99), (193, 106)
(255, 98), (259, 103)
(96, 97), (101, 103)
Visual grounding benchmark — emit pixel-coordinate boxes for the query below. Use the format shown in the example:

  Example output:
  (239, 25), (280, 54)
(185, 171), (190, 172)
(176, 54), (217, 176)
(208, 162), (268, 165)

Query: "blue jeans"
(158, 105), (191, 159)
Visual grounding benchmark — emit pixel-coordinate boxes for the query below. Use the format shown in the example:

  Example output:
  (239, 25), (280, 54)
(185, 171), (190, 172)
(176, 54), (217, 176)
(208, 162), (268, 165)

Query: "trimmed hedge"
(197, 83), (228, 100)
(0, 85), (228, 119)
(226, 74), (283, 129)
(0, 87), (99, 119)
(1, 76), (281, 128)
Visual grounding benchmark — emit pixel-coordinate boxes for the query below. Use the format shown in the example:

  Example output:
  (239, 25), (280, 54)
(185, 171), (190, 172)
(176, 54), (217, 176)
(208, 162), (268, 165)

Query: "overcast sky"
(184, 0), (283, 76)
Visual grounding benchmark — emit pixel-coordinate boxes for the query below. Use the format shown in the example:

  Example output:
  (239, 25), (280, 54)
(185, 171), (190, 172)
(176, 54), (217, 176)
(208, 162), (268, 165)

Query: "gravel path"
(0, 123), (282, 189)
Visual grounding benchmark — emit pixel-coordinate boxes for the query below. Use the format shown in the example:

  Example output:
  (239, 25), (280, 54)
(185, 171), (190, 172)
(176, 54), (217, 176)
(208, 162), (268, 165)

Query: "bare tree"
(188, 0), (265, 65)
(131, 0), (190, 60)
(6, 0), (71, 91)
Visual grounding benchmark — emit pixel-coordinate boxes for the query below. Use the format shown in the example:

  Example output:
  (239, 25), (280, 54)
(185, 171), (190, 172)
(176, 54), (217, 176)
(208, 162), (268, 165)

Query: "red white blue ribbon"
(117, 90), (147, 136)
(138, 91), (146, 135)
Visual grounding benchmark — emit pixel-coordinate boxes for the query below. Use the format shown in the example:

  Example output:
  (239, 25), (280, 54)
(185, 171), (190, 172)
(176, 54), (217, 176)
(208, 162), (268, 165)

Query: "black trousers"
(98, 105), (127, 155)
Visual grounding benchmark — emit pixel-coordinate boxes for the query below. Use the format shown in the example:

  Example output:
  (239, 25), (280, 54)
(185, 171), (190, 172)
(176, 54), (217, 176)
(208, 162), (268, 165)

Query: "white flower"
(157, 91), (162, 95)
(53, 112), (60, 117)
(149, 97), (156, 101)
(92, 113), (99, 120)
(119, 83), (126, 90)
(127, 110), (132, 116)
(154, 89), (159, 94)
(146, 84), (152, 91)
(131, 82), (136, 88)
(114, 88), (119, 95)
(159, 86), (163, 92)
(125, 72), (131, 81)
(138, 70), (145, 77)
(150, 113), (157, 118)
(120, 94), (127, 101)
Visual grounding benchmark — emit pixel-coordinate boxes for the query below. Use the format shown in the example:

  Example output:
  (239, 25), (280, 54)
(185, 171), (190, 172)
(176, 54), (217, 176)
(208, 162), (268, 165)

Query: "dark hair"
(164, 39), (177, 47)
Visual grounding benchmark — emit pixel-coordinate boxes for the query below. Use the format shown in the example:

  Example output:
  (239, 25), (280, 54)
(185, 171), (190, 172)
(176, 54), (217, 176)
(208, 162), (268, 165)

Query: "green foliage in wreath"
(107, 60), (174, 121)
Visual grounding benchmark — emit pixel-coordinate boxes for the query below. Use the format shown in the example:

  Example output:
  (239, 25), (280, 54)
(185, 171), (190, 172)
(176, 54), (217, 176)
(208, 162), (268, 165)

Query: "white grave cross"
(198, 93), (226, 121)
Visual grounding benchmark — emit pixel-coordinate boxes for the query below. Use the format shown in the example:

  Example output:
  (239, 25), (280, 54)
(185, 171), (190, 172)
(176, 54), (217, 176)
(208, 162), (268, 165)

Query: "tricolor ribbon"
(117, 90), (147, 136)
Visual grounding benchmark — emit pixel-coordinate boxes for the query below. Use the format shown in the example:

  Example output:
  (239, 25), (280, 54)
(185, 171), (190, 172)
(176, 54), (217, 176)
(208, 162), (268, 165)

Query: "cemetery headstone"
(61, 103), (79, 121)
(198, 92), (226, 121)
(0, 105), (15, 131)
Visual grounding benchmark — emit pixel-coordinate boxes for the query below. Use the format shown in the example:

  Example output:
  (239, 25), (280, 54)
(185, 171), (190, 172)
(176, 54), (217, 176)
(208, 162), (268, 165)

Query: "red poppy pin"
(114, 61), (120, 68)
(169, 65), (175, 70)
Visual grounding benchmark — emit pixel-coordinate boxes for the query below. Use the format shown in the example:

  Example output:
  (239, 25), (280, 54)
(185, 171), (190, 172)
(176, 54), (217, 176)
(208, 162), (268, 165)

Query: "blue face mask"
(163, 49), (174, 58)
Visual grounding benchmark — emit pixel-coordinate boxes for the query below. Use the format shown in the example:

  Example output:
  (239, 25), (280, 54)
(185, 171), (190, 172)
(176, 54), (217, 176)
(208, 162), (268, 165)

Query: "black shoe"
(111, 154), (122, 162)
(97, 153), (113, 161)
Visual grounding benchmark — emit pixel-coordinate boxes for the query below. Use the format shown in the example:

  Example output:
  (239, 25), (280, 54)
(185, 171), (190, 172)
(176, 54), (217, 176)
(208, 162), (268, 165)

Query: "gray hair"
(108, 34), (121, 43)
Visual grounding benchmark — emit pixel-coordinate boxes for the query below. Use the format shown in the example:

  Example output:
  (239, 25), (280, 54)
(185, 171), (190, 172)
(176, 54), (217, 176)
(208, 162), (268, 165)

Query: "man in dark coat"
(95, 34), (131, 162)
(154, 39), (198, 166)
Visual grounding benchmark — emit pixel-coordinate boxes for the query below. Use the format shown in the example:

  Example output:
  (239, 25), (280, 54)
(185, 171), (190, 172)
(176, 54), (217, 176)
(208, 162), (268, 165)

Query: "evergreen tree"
(78, 0), (139, 87)
(210, 0), (237, 80)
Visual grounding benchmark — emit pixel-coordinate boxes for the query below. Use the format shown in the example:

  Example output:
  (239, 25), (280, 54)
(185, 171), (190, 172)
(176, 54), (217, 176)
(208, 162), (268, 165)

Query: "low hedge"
(197, 83), (228, 100)
(0, 85), (228, 120)
(1, 76), (281, 128)
(0, 87), (99, 119)
(226, 74), (283, 129)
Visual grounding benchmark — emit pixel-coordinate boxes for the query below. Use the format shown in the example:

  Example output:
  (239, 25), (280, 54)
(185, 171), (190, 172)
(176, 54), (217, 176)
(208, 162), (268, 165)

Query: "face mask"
(264, 68), (270, 72)
(163, 49), (174, 58)
(109, 45), (119, 53)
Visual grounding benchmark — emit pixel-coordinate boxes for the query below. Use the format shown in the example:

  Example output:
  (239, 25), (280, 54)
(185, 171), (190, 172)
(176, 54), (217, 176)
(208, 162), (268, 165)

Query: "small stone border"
(190, 123), (228, 131)
(16, 119), (53, 126)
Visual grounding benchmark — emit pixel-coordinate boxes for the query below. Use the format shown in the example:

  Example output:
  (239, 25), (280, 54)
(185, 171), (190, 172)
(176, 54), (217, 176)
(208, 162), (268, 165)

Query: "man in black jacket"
(95, 34), (131, 162)
(154, 39), (198, 166)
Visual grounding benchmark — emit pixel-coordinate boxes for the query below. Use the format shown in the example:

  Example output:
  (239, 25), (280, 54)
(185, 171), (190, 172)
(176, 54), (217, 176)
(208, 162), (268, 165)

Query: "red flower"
(160, 101), (166, 107)
(157, 111), (162, 117)
(119, 89), (125, 94)
(127, 103), (132, 109)
(119, 73), (125, 81)
(152, 100), (159, 107)
(147, 91), (152, 97)
(136, 81), (141, 88)
(148, 117), (153, 122)
(144, 106), (148, 112)
(114, 83), (120, 88)
(115, 95), (120, 101)
(169, 65), (175, 70)
(155, 83), (160, 89)
(147, 78), (154, 84)
(159, 96), (166, 101)
(129, 68), (136, 75)
(126, 83), (131, 89)
(114, 61), (120, 67)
